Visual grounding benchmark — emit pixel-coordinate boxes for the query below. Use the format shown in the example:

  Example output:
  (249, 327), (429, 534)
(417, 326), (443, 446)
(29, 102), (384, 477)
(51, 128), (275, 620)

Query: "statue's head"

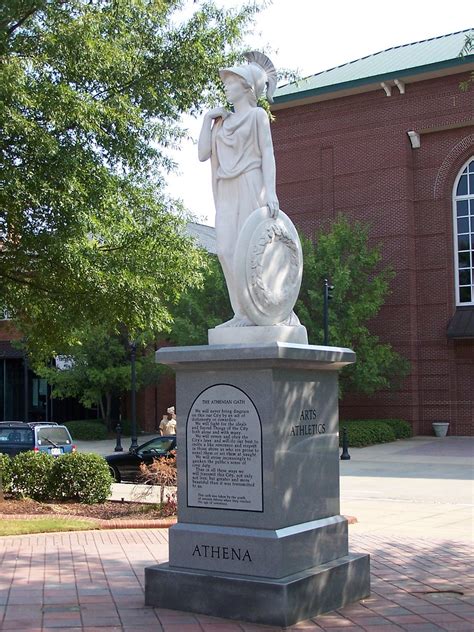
(219, 51), (277, 106)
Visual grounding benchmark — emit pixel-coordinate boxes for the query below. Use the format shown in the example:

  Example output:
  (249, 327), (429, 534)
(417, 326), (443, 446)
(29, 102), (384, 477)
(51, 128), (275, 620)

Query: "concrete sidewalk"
(340, 437), (473, 541)
(1, 436), (471, 631)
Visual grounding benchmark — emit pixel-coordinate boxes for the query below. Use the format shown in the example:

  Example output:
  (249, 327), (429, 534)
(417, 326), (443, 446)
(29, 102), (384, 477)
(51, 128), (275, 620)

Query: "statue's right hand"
(206, 107), (230, 121)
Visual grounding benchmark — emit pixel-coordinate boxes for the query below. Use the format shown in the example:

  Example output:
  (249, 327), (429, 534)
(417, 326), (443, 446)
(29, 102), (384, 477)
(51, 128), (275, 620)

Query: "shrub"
(339, 420), (396, 448)
(140, 451), (177, 504)
(382, 418), (412, 439)
(64, 420), (108, 441)
(51, 453), (113, 504)
(0, 453), (13, 494)
(11, 452), (55, 501)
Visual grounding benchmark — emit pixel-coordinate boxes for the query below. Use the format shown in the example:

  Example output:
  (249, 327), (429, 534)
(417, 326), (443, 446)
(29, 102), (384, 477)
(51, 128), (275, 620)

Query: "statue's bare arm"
(256, 108), (279, 218)
(198, 107), (229, 162)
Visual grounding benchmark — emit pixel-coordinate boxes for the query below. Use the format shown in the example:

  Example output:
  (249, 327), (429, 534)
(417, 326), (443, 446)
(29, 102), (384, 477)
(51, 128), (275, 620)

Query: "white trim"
(452, 157), (474, 306)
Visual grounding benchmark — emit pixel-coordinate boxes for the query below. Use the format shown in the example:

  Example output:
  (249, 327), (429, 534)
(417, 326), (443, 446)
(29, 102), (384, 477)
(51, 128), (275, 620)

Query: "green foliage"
(62, 417), (142, 439)
(112, 418), (140, 437)
(0, 518), (99, 536)
(34, 325), (164, 427)
(168, 254), (232, 345)
(51, 453), (113, 504)
(0, 0), (258, 357)
(339, 420), (396, 447)
(64, 420), (108, 441)
(10, 451), (55, 501)
(0, 453), (13, 493)
(339, 419), (411, 447)
(297, 216), (410, 395)
(9, 450), (112, 503)
(459, 33), (473, 91)
(382, 418), (412, 439)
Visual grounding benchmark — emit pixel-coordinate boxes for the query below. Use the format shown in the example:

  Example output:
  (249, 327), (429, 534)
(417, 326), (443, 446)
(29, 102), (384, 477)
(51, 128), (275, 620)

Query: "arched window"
(453, 158), (474, 305)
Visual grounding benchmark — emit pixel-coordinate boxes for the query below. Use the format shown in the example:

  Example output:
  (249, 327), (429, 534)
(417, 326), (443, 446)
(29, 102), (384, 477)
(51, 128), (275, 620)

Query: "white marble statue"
(199, 53), (305, 341)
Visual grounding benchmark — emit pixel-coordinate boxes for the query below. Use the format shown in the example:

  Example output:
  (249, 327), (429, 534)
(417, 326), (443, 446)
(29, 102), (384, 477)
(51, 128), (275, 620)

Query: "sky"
(166, 0), (473, 226)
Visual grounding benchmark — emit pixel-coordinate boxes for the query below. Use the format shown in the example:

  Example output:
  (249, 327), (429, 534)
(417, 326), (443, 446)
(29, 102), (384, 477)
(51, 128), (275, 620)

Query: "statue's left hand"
(267, 197), (279, 219)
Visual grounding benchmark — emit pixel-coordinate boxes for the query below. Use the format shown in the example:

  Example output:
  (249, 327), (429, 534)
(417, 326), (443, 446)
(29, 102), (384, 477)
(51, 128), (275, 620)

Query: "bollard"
(114, 422), (123, 452)
(340, 426), (351, 460)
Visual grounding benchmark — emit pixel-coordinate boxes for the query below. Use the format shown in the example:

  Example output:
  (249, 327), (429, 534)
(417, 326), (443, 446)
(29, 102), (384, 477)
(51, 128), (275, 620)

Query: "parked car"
(0, 421), (76, 457)
(105, 435), (176, 483)
(28, 421), (59, 427)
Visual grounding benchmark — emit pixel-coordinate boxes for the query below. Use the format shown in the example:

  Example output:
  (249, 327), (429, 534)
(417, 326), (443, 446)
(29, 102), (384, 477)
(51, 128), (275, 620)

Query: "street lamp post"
(130, 341), (138, 451)
(23, 352), (29, 423)
(323, 278), (334, 346)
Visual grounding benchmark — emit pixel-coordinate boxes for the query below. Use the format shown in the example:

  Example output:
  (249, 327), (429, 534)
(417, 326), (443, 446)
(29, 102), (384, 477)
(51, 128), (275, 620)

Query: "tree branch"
(6, 7), (39, 36)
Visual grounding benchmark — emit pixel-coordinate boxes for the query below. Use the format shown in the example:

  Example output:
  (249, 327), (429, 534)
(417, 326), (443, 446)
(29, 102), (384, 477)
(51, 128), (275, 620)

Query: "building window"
(453, 158), (474, 305)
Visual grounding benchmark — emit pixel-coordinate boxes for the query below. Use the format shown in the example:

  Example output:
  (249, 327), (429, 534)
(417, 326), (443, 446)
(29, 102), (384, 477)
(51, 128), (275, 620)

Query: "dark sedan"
(105, 435), (176, 482)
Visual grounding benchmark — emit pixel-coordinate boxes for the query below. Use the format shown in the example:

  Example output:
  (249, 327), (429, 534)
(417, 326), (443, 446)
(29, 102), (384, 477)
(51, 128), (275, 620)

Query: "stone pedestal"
(145, 343), (370, 626)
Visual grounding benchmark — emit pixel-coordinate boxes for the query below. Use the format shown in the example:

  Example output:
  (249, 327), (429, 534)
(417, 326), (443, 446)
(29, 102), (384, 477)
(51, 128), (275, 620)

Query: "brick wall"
(273, 72), (474, 435)
(0, 320), (21, 342)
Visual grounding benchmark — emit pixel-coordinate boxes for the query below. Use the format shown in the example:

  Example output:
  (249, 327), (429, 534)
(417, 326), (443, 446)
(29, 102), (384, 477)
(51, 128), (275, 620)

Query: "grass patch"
(0, 517), (99, 536)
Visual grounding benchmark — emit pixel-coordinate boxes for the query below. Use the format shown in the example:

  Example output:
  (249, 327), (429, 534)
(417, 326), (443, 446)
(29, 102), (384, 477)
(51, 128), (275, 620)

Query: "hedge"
(382, 419), (412, 439)
(51, 453), (113, 504)
(111, 419), (143, 437)
(11, 451), (55, 501)
(63, 418), (142, 439)
(64, 420), (108, 441)
(339, 419), (411, 448)
(8, 452), (112, 504)
(0, 453), (13, 493)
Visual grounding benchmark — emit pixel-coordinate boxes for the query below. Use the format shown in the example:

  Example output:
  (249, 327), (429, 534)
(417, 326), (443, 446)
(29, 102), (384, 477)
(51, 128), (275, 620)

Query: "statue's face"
(223, 74), (248, 105)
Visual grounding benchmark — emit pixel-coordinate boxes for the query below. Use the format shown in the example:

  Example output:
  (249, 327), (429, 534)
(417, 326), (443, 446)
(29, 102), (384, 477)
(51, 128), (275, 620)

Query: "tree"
(0, 0), (258, 358)
(296, 216), (410, 395)
(35, 325), (164, 429)
(167, 253), (232, 346)
(459, 32), (473, 91)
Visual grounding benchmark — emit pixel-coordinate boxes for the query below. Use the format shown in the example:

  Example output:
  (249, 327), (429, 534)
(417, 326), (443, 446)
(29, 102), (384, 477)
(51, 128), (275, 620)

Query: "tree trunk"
(104, 392), (112, 431)
(99, 397), (106, 423)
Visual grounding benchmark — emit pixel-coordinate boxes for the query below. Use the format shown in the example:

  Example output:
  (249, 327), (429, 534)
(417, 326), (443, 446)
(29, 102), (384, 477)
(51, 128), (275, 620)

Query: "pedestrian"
(159, 406), (177, 436)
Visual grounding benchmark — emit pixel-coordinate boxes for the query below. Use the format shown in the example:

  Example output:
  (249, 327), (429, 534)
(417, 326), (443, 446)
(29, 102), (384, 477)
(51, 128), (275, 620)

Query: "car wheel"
(109, 465), (121, 483)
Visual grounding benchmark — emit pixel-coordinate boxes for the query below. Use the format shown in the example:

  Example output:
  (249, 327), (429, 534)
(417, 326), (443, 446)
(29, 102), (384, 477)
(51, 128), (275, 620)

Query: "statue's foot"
(215, 315), (255, 328)
(277, 312), (301, 326)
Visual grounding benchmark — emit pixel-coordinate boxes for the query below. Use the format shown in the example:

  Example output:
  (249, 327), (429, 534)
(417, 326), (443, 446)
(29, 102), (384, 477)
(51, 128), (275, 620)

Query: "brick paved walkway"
(0, 529), (472, 631)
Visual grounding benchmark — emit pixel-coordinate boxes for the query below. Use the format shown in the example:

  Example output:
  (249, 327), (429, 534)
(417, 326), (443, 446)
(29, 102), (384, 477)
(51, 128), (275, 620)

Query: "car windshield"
(0, 427), (34, 445)
(37, 427), (71, 446)
(140, 438), (174, 454)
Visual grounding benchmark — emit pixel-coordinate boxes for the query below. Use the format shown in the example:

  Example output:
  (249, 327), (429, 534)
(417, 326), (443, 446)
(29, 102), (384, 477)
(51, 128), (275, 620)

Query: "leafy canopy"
(0, 0), (258, 357)
(35, 325), (165, 426)
(296, 216), (410, 395)
(166, 216), (409, 397)
(167, 253), (232, 346)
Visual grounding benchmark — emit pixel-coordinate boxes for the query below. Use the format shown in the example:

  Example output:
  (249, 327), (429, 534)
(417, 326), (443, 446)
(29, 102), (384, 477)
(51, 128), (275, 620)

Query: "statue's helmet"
(219, 52), (277, 103)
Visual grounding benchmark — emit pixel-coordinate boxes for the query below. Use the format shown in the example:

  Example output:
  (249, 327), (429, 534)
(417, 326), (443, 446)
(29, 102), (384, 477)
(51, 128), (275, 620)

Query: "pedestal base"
(145, 552), (370, 627)
(208, 324), (308, 345)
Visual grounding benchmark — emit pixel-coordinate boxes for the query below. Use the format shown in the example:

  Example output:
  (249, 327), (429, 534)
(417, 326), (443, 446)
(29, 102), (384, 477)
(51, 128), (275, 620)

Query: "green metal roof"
(274, 29), (474, 104)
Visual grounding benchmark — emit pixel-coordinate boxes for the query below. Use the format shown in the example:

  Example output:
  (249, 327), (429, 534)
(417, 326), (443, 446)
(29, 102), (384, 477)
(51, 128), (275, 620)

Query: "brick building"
(272, 29), (474, 435)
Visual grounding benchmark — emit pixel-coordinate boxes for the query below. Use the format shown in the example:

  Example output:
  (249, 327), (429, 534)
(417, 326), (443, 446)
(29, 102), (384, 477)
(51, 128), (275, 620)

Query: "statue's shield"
(233, 207), (303, 326)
